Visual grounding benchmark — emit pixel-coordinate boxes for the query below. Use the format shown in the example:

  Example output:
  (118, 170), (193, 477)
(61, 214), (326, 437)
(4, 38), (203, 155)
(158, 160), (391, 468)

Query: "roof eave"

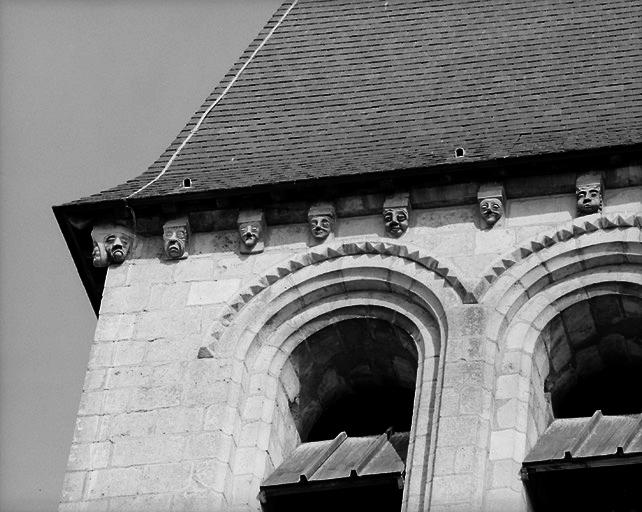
(53, 143), (642, 314)
(53, 204), (106, 315)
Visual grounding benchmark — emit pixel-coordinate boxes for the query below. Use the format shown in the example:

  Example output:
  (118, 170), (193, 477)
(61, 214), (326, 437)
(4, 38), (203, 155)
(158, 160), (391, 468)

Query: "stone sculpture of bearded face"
(91, 224), (135, 266)
(239, 222), (261, 248)
(237, 209), (266, 254)
(383, 207), (409, 237)
(477, 183), (505, 228)
(104, 232), (132, 264)
(163, 218), (189, 259)
(479, 197), (504, 227)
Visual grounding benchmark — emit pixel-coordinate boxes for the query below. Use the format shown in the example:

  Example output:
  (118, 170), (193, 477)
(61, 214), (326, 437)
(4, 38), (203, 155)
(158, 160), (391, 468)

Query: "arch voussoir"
(476, 213), (642, 299)
(206, 240), (472, 346)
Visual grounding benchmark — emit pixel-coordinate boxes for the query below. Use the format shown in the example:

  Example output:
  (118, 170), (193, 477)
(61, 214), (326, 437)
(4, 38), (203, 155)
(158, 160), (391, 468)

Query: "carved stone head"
(163, 217), (190, 259)
(383, 192), (410, 237)
(576, 173), (603, 215)
(91, 224), (135, 266)
(307, 203), (336, 241)
(477, 183), (505, 227)
(237, 210), (265, 254)
(239, 222), (261, 248)
(92, 241), (108, 268)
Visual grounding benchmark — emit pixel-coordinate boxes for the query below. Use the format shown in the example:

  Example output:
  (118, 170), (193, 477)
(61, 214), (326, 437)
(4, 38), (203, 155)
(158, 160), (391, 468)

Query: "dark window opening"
(261, 476), (404, 512)
(524, 462), (642, 512)
(288, 317), (418, 442)
(544, 299), (642, 419)
(306, 383), (415, 441)
(552, 363), (642, 418)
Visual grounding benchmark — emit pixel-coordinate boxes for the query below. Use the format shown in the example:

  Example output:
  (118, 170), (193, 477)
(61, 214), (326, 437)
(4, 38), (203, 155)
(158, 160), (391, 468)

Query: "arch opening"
(482, 230), (642, 512)
(263, 315), (421, 512)
(540, 294), (642, 418)
(217, 252), (455, 510)
(523, 292), (642, 512)
(287, 317), (419, 442)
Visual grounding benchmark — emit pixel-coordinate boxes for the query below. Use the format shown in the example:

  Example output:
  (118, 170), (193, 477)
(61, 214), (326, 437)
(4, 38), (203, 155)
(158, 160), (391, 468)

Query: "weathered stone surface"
(129, 385), (181, 412)
(134, 308), (201, 339)
(507, 195), (575, 227)
(60, 471), (85, 502)
(85, 467), (144, 499)
(111, 435), (185, 466)
(109, 494), (173, 512)
(62, 184), (642, 512)
(138, 462), (191, 494)
(173, 490), (227, 512)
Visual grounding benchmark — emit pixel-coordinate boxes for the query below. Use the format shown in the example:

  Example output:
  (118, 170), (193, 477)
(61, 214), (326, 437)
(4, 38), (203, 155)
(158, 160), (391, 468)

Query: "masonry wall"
(60, 178), (642, 511)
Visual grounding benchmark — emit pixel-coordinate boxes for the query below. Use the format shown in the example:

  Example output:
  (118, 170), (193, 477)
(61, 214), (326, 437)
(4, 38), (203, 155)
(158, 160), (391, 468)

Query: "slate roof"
(524, 411), (642, 467)
(69, 0), (642, 206)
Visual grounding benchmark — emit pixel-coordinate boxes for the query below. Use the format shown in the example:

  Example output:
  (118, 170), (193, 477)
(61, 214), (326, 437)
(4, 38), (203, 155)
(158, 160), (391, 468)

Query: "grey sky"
(0, 1), (281, 510)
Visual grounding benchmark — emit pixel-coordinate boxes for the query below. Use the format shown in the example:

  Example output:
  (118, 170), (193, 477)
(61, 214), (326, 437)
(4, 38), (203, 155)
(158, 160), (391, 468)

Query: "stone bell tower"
(55, 1), (642, 511)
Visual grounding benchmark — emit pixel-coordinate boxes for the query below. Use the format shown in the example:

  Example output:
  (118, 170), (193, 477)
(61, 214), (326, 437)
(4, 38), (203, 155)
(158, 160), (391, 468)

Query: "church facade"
(54, 1), (642, 511)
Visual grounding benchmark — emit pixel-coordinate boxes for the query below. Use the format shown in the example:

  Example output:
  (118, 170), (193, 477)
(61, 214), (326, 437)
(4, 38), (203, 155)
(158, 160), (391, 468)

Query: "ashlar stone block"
(185, 431), (234, 462)
(68, 442), (111, 471)
(61, 471), (86, 502)
(113, 341), (147, 366)
(108, 410), (157, 438)
(111, 435), (185, 467)
(431, 474), (474, 504)
(85, 467), (144, 499)
(108, 494), (172, 512)
(156, 406), (204, 434)
(173, 490), (228, 512)
(138, 462), (191, 494)
(187, 280), (241, 305)
(60, 500), (109, 512)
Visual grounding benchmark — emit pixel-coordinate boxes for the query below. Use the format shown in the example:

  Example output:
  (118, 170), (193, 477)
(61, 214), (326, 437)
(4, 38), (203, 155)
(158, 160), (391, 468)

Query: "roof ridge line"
(299, 431), (348, 482)
(565, 410), (603, 458)
(126, 0), (299, 200)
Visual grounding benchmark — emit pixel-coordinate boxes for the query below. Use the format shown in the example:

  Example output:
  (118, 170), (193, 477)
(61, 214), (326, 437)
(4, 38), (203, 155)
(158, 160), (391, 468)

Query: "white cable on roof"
(127, 0), (299, 199)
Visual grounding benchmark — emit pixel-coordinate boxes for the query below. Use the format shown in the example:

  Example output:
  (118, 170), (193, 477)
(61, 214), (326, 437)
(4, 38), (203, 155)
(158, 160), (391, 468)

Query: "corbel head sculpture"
(477, 183), (505, 228)
(307, 202), (336, 241)
(92, 241), (109, 268)
(237, 209), (265, 254)
(576, 173), (603, 215)
(383, 192), (410, 237)
(91, 224), (135, 266)
(162, 217), (190, 259)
